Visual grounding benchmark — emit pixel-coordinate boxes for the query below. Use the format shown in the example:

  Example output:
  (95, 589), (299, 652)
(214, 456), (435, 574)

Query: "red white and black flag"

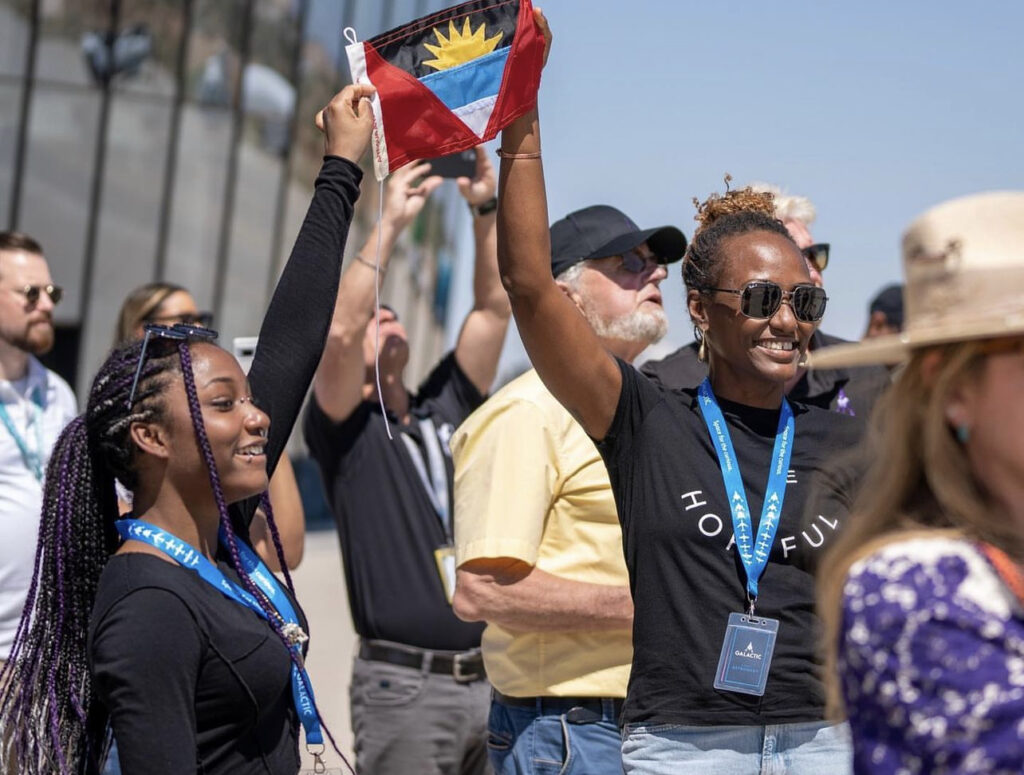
(345, 0), (544, 180)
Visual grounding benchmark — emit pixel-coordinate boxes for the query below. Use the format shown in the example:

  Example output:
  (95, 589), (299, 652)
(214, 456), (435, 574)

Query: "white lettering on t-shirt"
(781, 535), (798, 558)
(680, 490), (708, 510)
(786, 468), (798, 484)
(698, 513), (724, 538)
(725, 533), (736, 551)
(780, 514), (841, 557)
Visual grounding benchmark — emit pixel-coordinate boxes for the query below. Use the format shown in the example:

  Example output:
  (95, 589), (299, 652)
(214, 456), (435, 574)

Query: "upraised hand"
(456, 147), (497, 207)
(315, 83), (376, 163)
(381, 161), (444, 233)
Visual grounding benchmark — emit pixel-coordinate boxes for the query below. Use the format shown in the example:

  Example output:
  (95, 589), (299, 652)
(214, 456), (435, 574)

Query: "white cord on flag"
(371, 178), (393, 440)
(343, 27), (359, 45)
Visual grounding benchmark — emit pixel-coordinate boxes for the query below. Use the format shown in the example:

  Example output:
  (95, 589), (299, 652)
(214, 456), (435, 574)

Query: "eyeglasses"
(801, 243), (830, 273)
(14, 284), (64, 306)
(127, 323), (219, 408)
(144, 311), (214, 329)
(701, 281), (828, 323)
(617, 250), (663, 275)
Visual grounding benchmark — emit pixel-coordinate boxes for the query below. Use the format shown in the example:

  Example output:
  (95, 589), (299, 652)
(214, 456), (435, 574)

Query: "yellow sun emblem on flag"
(422, 18), (503, 71)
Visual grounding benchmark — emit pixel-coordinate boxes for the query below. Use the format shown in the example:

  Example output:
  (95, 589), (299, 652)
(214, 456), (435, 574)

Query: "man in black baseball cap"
(546, 205), (687, 348)
(549, 204), (688, 277)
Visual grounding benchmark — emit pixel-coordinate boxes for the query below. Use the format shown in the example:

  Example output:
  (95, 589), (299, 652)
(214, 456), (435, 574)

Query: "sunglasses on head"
(15, 284), (64, 306)
(701, 281), (828, 323)
(127, 323), (219, 408)
(145, 311), (214, 329)
(801, 243), (830, 273)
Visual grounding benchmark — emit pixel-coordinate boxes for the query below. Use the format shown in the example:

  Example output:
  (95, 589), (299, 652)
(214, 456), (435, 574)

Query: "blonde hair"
(748, 182), (816, 226)
(114, 282), (187, 345)
(817, 340), (1020, 718)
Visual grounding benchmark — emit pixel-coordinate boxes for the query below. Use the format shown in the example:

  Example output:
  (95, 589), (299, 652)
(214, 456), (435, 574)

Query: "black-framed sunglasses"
(618, 250), (661, 275)
(127, 323), (219, 408)
(701, 281), (828, 323)
(15, 284), (64, 306)
(144, 311), (214, 329)
(801, 243), (830, 273)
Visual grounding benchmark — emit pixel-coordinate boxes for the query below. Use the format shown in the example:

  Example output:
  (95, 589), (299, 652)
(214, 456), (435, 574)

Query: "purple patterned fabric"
(839, 536), (1024, 774)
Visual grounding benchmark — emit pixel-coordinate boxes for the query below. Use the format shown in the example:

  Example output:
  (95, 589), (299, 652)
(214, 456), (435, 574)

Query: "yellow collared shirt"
(452, 369), (631, 697)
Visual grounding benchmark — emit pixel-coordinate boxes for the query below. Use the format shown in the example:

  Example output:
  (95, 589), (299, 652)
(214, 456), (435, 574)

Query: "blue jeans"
(621, 720), (852, 775)
(487, 695), (624, 774)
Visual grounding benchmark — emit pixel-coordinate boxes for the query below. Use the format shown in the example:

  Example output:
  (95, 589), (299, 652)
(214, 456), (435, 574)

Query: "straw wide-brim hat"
(809, 191), (1024, 369)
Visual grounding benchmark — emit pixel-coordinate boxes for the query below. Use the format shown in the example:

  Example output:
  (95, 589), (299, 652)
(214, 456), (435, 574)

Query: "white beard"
(581, 303), (668, 346)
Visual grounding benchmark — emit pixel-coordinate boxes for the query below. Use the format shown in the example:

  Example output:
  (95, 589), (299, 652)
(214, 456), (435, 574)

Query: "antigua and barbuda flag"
(345, 0), (544, 181)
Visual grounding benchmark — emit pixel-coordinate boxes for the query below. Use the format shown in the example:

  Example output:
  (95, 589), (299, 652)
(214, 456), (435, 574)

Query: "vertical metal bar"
(210, 0), (256, 318)
(152, 0), (194, 281)
(7, 0), (41, 229)
(76, 0), (121, 385)
(264, 0), (309, 300)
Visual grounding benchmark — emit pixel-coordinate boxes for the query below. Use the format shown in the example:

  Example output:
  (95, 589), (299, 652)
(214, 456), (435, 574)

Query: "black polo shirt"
(304, 352), (486, 650)
(640, 330), (892, 420)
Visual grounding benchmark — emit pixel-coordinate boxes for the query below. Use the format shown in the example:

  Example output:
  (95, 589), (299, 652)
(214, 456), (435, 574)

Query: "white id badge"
(713, 612), (779, 697)
(433, 545), (457, 604)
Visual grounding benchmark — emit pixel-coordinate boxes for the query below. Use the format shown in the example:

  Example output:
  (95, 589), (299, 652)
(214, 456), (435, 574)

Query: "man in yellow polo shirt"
(451, 205), (686, 774)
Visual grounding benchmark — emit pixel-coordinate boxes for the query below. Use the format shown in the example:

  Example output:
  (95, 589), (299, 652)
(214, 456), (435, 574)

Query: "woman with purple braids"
(0, 82), (375, 774)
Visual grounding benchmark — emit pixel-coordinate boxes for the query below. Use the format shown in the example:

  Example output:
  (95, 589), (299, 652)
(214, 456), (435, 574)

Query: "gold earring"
(698, 331), (709, 362)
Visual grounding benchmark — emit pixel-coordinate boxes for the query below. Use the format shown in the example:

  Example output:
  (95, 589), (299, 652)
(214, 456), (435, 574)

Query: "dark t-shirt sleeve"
(418, 351), (485, 423)
(596, 358), (665, 531)
(303, 397), (372, 479)
(91, 588), (203, 775)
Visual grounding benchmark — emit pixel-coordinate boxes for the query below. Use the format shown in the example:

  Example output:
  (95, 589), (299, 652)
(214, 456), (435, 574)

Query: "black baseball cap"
(549, 205), (688, 277)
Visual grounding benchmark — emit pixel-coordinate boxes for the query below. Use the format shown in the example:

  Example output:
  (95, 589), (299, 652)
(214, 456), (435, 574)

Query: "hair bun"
(693, 176), (776, 232)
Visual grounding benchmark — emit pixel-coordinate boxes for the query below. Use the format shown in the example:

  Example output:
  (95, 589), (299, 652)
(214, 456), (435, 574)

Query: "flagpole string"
(372, 178), (393, 441)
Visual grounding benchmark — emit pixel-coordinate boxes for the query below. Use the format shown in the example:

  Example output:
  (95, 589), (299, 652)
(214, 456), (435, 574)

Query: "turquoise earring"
(955, 424), (970, 444)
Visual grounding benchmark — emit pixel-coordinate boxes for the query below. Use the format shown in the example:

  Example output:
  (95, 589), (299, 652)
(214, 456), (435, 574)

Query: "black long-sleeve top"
(87, 156), (363, 775)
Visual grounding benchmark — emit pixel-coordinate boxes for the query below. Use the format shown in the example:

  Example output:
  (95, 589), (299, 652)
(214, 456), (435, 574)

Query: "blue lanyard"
(0, 395), (45, 481)
(696, 379), (795, 605)
(115, 519), (324, 746)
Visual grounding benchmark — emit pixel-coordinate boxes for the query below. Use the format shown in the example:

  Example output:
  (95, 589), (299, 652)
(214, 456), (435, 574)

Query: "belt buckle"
(452, 651), (480, 683)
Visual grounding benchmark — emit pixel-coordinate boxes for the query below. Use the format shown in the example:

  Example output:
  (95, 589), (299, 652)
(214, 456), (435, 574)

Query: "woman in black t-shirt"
(0, 84), (374, 775)
(495, 20), (857, 774)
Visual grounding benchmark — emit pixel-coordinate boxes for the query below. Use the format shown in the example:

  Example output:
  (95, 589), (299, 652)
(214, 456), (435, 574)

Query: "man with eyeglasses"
(642, 183), (891, 419)
(0, 231), (77, 668)
(450, 205), (686, 775)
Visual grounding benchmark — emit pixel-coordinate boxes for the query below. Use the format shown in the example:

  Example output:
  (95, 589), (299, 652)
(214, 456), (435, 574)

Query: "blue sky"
(442, 0), (1024, 374)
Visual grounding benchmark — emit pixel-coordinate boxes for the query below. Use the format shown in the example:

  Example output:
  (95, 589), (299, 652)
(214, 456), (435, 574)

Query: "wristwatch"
(469, 196), (498, 217)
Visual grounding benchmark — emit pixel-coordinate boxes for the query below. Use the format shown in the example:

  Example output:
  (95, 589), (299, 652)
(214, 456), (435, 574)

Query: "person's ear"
(555, 280), (586, 316)
(129, 420), (171, 461)
(687, 289), (708, 333)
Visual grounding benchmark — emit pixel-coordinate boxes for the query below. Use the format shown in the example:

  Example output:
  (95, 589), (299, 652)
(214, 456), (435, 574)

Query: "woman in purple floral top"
(811, 191), (1024, 775)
